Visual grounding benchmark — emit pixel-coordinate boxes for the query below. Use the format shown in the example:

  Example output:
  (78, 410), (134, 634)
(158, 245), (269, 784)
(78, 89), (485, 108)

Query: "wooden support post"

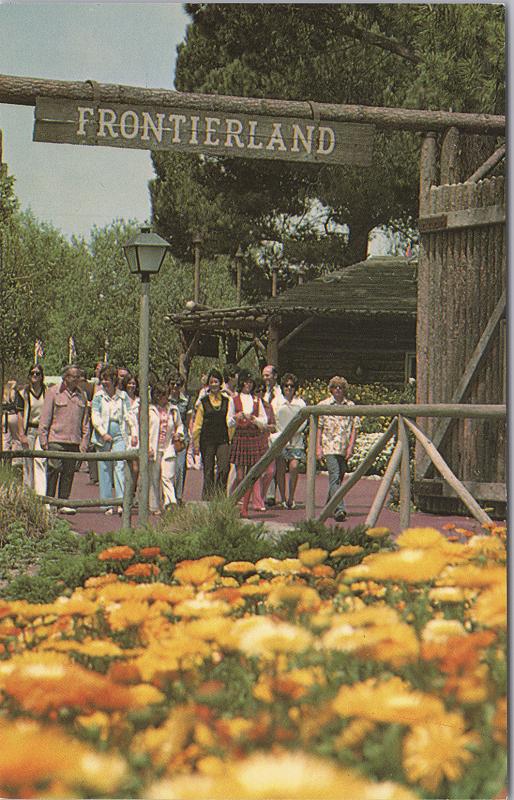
(440, 126), (460, 185)
(305, 414), (318, 519)
(398, 416), (411, 529)
(278, 317), (313, 350)
(365, 439), (403, 528)
(467, 143), (506, 183)
(121, 461), (133, 530)
(271, 267), (278, 297)
(419, 131), (438, 216)
(234, 245), (243, 306)
(403, 417), (493, 525)
(267, 317), (280, 367)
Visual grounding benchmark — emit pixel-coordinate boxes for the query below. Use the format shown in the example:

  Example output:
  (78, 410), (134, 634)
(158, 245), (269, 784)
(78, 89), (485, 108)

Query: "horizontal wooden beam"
(0, 73), (505, 134)
(418, 204), (505, 233)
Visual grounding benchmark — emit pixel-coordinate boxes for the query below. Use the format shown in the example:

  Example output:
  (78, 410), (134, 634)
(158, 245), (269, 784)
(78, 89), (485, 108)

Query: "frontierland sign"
(34, 97), (374, 165)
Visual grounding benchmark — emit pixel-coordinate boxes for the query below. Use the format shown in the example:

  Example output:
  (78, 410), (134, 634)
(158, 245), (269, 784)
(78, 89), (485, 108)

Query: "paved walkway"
(62, 466), (496, 537)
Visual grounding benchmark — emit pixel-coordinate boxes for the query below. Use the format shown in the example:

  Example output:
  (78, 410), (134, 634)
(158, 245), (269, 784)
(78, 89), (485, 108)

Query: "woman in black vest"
(192, 368), (232, 499)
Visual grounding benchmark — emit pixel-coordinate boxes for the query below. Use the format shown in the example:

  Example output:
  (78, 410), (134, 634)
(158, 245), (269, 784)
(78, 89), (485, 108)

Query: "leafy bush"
(0, 465), (53, 545)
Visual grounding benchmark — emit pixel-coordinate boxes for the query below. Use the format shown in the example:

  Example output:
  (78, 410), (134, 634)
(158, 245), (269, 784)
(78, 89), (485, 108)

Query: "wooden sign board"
(33, 97), (374, 166)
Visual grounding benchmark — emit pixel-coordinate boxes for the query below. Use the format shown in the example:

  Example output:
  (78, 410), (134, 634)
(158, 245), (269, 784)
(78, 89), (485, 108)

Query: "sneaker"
(116, 507), (123, 516)
(104, 508), (114, 516)
(265, 497), (276, 508)
(334, 511), (347, 522)
(60, 506), (77, 515)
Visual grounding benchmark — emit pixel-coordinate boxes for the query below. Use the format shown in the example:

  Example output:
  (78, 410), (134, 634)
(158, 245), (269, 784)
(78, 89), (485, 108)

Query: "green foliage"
(0, 467), (54, 546)
(150, 3), (505, 289)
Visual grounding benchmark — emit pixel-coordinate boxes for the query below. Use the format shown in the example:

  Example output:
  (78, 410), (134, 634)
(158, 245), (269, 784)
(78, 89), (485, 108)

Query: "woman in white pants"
(18, 365), (48, 495)
(148, 383), (184, 516)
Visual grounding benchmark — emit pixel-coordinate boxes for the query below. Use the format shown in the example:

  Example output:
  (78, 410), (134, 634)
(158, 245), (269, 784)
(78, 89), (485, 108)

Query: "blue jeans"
(97, 436), (126, 509)
(174, 447), (187, 501)
(325, 453), (348, 515)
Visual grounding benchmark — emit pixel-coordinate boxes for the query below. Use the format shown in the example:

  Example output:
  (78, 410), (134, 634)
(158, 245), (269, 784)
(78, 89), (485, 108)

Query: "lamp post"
(192, 231), (202, 304)
(234, 244), (244, 305)
(123, 226), (171, 525)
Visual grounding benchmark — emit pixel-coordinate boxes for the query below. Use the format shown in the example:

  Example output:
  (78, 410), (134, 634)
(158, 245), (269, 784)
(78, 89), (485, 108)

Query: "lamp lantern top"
(123, 226), (171, 276)
(192, 230), (202, 245)
(235, 244), (244, 260)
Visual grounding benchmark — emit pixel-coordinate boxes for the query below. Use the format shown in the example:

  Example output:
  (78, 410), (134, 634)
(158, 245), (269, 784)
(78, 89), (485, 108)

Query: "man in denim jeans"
(316, 376), (359, 522)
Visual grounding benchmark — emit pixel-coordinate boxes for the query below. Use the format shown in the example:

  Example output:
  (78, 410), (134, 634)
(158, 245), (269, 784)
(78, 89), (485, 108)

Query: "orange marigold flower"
(333, 676), (446, 725)
(298, 548), (328, 567)
(98, 545), (135, 561)
(124, 563), (160, 578)
(140, 546), (162, 558)
(174, 560), (219, 586)
(223, 561), (257, 576)
(330, 544), (364, 558)
(366, 526), (391, 539)
(311, 564), (336, 578)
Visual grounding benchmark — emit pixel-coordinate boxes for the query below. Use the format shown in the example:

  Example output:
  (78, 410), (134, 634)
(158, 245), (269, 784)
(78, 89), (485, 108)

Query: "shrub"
(0, 466), (53, 545)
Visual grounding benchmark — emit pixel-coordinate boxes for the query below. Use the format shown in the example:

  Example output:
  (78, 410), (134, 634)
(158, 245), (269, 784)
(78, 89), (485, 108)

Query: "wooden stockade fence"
(416, 176), (506, 510)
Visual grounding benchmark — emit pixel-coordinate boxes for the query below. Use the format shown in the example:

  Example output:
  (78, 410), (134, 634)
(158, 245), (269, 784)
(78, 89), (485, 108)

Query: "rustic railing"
(0, 449), (138, 529)
(231, 404), (506, 527)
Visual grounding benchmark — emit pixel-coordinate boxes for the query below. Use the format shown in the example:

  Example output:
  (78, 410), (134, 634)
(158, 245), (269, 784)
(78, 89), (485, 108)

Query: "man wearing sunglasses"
(275, 373), (306, 509)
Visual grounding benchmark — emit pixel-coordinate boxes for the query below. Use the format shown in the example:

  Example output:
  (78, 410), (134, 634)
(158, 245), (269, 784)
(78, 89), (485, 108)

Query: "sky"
(0, 2), (189, 239)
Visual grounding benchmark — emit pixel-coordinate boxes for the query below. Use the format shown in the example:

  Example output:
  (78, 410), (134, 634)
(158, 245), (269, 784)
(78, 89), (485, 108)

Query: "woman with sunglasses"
(275, 373), (307, 510)
(229, 370), (268, 518)
(17, 364), (48, 495)
(168, 373), (193, 504)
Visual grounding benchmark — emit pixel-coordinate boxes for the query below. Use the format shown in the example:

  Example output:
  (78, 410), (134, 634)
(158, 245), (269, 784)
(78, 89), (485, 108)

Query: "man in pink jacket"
(38, 365), (90, 513)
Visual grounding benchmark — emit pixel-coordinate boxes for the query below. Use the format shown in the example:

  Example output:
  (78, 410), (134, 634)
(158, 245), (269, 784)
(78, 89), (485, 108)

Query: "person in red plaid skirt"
(229, 370), (268, 518)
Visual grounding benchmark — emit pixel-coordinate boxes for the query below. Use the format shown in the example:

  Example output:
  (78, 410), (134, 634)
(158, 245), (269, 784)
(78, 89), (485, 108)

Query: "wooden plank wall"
(418, 176), (506, 482)
(279, 316), (415, 386)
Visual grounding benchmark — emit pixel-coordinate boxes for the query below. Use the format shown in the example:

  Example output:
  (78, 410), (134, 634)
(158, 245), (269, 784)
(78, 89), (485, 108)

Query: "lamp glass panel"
(123, 245), (140, 274)
(138, 244), (167, 273)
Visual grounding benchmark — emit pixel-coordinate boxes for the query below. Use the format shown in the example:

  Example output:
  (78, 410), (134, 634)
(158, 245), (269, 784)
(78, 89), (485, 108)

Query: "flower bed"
(0, 523), (506, 799)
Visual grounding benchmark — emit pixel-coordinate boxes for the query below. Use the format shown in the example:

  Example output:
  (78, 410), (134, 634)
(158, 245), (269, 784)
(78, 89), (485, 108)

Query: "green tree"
(151, 3), (504, 290)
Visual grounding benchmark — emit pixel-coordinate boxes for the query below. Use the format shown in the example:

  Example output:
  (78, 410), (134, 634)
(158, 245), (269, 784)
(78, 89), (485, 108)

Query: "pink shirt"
(38, 383), (90, 448)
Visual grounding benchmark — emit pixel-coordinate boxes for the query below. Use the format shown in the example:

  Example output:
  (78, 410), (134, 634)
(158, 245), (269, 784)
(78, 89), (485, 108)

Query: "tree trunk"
(344, 224), (371, 265)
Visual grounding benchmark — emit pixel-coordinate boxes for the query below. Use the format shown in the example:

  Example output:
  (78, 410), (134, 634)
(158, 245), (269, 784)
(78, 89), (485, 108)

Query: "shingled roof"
(167, 255), (417, 331)
(265, 255), (417, 315)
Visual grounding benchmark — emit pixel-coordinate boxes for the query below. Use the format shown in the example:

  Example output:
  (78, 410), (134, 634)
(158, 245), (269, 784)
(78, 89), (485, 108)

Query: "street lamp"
(123, 226), (171, 525)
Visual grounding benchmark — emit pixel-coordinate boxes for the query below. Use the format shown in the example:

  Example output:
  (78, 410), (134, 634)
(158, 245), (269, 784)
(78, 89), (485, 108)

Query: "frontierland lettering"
(34, 98), (374, 166)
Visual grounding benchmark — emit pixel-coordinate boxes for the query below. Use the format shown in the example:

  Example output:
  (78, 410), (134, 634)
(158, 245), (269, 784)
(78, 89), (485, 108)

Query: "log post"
(267, 316), (280, 367)
(440, 126), (460, 185)
(365, 438), (403, 528)
(419, 131), (438, 216)
(398, 416), (411, 529)
(305, 414), (318, 519)
(234, 245), (243, 306)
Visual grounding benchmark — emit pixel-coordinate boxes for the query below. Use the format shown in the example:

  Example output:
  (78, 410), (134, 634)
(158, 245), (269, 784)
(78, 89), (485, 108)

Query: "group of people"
(1, 361), (359, 521)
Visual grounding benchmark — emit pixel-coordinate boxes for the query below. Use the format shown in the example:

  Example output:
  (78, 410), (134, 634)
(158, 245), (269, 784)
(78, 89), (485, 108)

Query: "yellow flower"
(330, 544), (364, 557)
(437, 564), (505, 588)
(428, 586), (465, 604)
(333, 676), (446, 725)
(403, 712), (480, 792)
(322, 607), (419, 666)
(174, 595), (231, 618)
(467, 583), (506, 629)
(266, 584), (321, 613)
(298, 547), (328, 567)
(174, 559), (219, 587)
(129, 683), (166, 707)
(231, 616), (313, 659)
(107, 600), (151, 630)
(255, 557), (309, 575)
(366, 527), (391, 538)
(344, 548), (447, 583)
(421, 618), (467, 644)
(223, 561), (257, 576)
(466, 535), (506, 559)
(396, 527), (447, 548)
